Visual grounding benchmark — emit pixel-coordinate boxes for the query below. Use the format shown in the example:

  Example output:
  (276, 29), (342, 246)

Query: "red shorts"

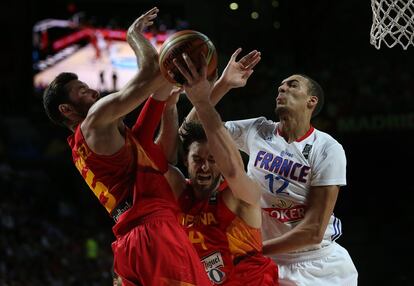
(112, 216), (211, 286)
(226, 254), (279, 286)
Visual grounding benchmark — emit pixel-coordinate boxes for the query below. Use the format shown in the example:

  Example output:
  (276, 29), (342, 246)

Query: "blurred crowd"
(0, 91), (115, 285)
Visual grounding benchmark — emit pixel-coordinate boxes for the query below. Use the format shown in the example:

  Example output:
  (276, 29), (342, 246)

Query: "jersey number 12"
(264, 174), (289, 195)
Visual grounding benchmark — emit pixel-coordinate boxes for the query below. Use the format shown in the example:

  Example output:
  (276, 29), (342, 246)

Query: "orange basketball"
(159, 30), (218, 85)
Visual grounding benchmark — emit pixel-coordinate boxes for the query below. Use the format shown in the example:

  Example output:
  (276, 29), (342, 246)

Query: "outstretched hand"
(127, 7), (159, 41)
(220, 48), (261, 89)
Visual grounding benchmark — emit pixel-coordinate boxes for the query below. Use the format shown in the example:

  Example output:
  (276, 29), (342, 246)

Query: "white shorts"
(272, 242), (358, 286)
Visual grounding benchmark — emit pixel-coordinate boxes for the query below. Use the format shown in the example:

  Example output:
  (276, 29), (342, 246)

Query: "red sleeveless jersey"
(68, 125), (180, 236)
(178, 181), (264, 285)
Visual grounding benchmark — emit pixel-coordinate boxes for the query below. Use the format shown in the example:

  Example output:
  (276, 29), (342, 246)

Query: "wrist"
(191, 98), (211, 108)
(164, 103), (177, 111)
(216, 76), (232, 92)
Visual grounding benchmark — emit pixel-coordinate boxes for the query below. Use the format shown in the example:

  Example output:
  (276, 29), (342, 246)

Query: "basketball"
(159, 30), (218, 85)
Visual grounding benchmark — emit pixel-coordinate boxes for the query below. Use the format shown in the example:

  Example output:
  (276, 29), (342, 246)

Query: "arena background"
(1, 0), (413, 285)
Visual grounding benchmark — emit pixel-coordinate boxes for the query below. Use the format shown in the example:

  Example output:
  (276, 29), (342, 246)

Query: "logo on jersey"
(181, 212), (218, 227)
(280, 150), (293, 157)
(302, 144), (312, 159)
(201, 252), (226, 284)
(254, 150), (310, 183)
(263, 199), (306, 223)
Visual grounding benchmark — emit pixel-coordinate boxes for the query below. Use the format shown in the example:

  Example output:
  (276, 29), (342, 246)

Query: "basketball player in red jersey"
(135, 50), (278, 285)
(42, 8), (210, 286)
(174, 51), (279, 285)
(176, 120), (278, 286)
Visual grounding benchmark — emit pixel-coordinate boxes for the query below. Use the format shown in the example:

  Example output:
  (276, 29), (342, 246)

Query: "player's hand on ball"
(172, 52), (213, 105)
(159, 30), (217, 85)
(221, 48), (261, 89)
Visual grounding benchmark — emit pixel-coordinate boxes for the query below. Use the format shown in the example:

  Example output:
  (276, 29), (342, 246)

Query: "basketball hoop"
(370, 0), (414, 49)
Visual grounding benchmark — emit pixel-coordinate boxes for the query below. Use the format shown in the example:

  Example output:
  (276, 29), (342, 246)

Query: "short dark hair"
(179, 120), (207, 155)
(298, 74), (324, 117)
(43, 72), (78, 126)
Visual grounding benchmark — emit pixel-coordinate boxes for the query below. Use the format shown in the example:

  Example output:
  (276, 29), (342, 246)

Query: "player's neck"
(193, 180), (220, 200)
(194, 188), (214, 200)
(278, 116), (312, 143)
(67, 120), (81, 132)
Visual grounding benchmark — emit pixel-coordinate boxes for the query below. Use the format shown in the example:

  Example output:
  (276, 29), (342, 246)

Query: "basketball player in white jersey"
(175, 51), (358, 285)
(223, 74), (358, 285)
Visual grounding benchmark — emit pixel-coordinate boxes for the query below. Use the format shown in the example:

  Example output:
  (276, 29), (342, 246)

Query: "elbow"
(310, 234), (324, 245)
(307, 226), (325, 244)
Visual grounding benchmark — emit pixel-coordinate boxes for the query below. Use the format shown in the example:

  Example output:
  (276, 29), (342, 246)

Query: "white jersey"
(225, 117), (346, 257)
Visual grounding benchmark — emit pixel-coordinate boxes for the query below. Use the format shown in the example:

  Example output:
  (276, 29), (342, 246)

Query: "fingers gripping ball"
(159, 30), (218, 85)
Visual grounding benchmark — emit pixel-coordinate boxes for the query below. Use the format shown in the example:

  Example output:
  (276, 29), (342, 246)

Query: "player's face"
(186, 141), (221, 194)
(65, 80), (101, 117)
(275, 75), (310, 116)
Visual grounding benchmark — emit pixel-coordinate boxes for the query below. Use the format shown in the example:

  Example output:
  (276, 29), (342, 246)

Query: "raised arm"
(132, 93), (168, 173)
(84, 7), (166, 129)
(132, 84), (181, 168)
(130, 85), (187, 200)
(155, 87), (181, 164)
(176, 53), (261, 206)
(182, 48), (261, 124)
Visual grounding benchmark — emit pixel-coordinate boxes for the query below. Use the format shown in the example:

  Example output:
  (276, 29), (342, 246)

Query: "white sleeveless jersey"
(225, 117), (346, 255)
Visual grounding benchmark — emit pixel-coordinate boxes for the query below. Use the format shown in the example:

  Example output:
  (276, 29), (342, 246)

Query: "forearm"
(194, 101), (241, 175)
(264, 185), (338, 255)
(116, 31), (162, 110)
(184, 77), (231, 123)
(118, 66), (165, 103)
(211, 76), (233, 105)
(194, 101), (260, 204)
(108, 70), (163, 119)
(121, 30), (161, 97)
(262, 221), (323, 255)
(182, 47), (260, 124)
(128, 31), (158, 69)
(86, 34), (164, 127)
(156, 104), (179, 164)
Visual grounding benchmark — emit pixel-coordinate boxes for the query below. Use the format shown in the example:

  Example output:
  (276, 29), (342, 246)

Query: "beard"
(275, 105), (288, 118)
(75, 95), (103, 118)
(74, 105), (90, 118)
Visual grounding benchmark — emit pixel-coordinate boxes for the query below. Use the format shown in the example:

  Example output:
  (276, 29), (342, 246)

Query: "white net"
(370, 0), (414, 49)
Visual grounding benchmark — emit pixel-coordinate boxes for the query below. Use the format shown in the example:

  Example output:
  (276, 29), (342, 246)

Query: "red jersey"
(68, 125), (179, 236)
(68, 97), (211, 285)
(178, 181), (277, 285)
